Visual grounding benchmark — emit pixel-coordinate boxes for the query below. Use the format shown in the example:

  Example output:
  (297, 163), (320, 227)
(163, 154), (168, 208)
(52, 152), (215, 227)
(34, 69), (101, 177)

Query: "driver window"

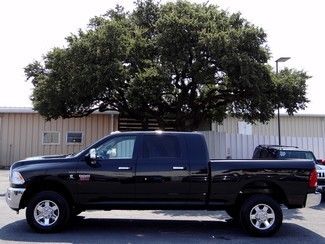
(305, 152), (315, 161)
(96, 136), (136, 160)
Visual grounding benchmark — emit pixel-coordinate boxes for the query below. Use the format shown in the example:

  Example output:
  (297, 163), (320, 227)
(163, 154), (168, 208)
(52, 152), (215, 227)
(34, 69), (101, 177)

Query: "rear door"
(135, 134), (190, 201)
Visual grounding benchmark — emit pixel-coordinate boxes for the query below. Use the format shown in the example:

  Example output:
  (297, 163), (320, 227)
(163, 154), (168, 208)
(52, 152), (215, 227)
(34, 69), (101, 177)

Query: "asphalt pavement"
(0, 170), (324, 244)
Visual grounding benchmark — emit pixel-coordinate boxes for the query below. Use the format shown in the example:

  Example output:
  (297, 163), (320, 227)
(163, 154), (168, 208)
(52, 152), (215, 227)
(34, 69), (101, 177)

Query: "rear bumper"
(6, 187), (25, 210)
(305, 192), (322, 207)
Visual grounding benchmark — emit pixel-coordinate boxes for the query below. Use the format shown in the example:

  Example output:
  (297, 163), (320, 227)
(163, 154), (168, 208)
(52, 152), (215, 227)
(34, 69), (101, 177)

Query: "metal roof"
(0, 107), (119, 115)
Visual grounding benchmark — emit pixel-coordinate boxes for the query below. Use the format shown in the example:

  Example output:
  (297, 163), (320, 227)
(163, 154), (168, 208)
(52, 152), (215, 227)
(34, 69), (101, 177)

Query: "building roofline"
(0, 107), (323, 117)
(0, 107), (119, 115)
(279, 113), (325, 117)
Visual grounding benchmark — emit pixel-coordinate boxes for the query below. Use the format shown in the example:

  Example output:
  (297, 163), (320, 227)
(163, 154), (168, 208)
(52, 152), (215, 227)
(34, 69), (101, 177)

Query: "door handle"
(172, 166), (185, 170)
(118, 166), (131, 170)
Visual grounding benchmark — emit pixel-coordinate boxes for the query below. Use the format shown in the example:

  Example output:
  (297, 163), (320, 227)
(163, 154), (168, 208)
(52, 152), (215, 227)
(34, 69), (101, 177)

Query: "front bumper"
(6, 187), (25, 210)
(305, 192), (322, 207)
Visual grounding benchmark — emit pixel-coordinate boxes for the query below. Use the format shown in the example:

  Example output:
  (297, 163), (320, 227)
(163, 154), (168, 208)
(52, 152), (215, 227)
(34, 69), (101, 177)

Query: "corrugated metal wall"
(201, 131), (325, 159)
(0, 113), (118, 166)
(214, 115), (325, 137)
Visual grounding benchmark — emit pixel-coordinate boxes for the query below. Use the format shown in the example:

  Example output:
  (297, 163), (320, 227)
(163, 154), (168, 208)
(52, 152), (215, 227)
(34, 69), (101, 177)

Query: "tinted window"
(259, 149), (277, 159)
(277, 150), (313, 160)
(143, 135), (180, 158)
(260, 149), (270, 159)
(305, 152), (316, 161)
(252, 148), (260, 159)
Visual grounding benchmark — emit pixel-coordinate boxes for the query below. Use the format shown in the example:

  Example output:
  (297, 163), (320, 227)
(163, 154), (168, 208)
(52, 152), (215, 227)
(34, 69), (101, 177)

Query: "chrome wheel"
(33, 200), (60, 226)
(249, 204), (275, 230)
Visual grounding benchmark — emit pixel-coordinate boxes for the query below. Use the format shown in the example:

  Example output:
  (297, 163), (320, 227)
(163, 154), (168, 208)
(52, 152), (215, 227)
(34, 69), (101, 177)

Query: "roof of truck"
(111, 130), (202, 135)
(256, 144), (311, 152)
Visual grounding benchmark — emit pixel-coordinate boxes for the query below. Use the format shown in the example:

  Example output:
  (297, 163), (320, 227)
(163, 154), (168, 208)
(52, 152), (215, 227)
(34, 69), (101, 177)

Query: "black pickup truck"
(6, 131), (321, 236)
(252, 144), (325, 194)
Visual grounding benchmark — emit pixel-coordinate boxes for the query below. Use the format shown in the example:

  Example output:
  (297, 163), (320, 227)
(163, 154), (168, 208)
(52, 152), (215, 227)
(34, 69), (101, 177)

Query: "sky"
(0, 0), (324, 114)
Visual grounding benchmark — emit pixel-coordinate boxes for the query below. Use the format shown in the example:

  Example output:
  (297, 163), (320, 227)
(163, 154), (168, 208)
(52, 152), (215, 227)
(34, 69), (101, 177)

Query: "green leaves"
(25, 0), (310, 130)
(274, 68), (310, 114)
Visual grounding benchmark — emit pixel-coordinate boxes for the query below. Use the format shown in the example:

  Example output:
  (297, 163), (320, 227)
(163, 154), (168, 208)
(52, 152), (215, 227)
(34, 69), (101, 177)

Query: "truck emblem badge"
(69, 174), (74, 180)
(79, 174), (90, 181)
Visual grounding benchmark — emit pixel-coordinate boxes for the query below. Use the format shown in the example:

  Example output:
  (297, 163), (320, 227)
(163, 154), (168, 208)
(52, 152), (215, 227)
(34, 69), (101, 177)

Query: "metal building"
(0, 107), (118, 167)
(212, 114), (325, 137)
(208, 114), (325, 159)
(1, 107), (325, 167)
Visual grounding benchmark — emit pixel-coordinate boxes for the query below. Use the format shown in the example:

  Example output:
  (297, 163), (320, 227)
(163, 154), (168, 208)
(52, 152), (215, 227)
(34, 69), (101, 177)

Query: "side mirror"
(89, 148), (97, 163)
(317, 159), (325, 165)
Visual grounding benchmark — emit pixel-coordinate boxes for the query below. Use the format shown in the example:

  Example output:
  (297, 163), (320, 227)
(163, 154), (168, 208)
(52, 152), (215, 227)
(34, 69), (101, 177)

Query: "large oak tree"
(25, 0), (309, 130)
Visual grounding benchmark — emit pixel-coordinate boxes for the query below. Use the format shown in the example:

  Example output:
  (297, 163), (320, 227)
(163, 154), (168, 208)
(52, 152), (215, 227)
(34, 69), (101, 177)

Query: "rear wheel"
(239, 195), (282, 237)
(26, 191), (71, 233)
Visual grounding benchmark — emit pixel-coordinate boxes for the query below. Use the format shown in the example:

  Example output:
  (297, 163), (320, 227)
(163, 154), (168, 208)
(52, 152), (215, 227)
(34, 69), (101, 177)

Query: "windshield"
(277, 150), (316, 162)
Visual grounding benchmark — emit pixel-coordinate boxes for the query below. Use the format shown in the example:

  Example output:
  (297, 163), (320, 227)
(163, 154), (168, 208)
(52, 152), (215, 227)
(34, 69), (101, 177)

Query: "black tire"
(26, 191), (71, 233)
(239, 195), (283, 237)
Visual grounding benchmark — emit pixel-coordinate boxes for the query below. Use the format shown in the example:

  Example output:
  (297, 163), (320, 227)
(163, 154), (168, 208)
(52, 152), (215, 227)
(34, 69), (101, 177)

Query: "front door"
(76, 135), (138, 204)
(135, 134), (190, 201)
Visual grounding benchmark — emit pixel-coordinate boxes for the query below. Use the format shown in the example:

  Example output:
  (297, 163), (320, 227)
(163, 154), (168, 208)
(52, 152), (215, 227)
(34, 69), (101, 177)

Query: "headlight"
(11, 171), (25, 185)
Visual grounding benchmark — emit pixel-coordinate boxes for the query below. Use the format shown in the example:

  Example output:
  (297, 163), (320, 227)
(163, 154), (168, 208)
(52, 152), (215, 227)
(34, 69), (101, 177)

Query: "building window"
(42, 132), (60, 145)
(67, 132), (83, 144)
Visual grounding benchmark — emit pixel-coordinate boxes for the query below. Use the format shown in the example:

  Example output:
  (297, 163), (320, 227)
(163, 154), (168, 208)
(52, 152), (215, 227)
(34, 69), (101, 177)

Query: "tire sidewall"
(26, 191), (70, 233)
(240, 195), (283, 237)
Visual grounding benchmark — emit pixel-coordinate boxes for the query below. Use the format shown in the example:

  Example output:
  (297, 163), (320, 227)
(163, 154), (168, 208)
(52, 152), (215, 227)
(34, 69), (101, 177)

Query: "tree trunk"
(141, 118), (149, 130)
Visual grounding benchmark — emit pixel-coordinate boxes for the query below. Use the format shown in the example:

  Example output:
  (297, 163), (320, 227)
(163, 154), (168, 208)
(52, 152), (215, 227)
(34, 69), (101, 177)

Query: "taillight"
(309, 168), (318, 188)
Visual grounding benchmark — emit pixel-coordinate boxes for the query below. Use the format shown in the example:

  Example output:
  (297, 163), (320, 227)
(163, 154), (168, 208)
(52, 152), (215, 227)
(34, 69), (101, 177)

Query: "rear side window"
(259, 149), (277, 159)
(260, 149), (270, 159)
(253, 148), (277, 159)
(252, 148), (260, 159)
(143, 135), (181, 158)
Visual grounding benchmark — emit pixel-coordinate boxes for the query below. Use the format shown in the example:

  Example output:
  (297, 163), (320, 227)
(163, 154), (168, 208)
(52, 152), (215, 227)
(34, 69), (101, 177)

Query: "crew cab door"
(135, 134), (190, 201)
(76, 135), (138, 204)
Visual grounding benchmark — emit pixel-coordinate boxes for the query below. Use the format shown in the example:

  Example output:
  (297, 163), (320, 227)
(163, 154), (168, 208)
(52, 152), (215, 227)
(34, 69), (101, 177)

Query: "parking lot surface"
(0, 170), (324, 244)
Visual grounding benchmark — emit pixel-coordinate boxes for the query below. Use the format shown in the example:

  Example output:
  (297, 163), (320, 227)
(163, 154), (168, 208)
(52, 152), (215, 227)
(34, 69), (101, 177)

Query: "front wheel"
(239, 195), (283, 237)
(26, 191), (71, 233)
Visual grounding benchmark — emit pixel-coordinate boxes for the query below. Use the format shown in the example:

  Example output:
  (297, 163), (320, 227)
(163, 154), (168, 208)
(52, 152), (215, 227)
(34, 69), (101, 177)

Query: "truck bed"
(209, 159), (315, 207)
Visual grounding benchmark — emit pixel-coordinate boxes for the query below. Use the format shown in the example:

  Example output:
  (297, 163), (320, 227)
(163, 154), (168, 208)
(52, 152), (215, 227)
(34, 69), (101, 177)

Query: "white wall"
(0, 113), (118, 167)
(200, 131), (325, 159)
(213, 115), (325, 137)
